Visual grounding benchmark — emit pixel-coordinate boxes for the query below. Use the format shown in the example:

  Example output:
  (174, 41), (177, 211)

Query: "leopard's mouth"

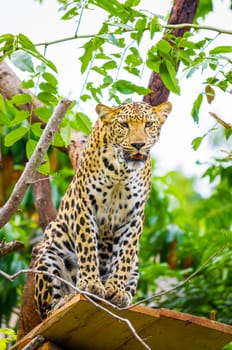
(124, 151), (148, 162)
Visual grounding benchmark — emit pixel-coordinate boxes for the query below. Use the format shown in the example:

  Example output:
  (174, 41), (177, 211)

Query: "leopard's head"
(96, 101), (172, 164)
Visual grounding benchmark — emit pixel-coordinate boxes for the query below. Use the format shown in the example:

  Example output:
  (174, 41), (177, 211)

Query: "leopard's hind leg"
(34, 249), (77, 319)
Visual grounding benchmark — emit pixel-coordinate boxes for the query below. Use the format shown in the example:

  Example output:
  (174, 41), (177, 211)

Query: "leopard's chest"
(93, 177), (144, 231)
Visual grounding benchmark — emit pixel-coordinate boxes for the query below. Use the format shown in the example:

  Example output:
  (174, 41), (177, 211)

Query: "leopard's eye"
(120, 121), (129, 128)
(145, 121), (154, 128)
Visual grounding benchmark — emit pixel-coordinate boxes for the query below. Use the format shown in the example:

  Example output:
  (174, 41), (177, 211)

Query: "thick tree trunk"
(143, 0), (199, 106)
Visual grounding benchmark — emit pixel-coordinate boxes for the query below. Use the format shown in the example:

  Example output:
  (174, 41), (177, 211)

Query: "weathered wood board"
(11, 295), (232, 350)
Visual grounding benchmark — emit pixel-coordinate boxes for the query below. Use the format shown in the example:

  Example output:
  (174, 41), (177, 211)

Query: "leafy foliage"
(0, 328), (16, 349)
(0, 4), (232, 350)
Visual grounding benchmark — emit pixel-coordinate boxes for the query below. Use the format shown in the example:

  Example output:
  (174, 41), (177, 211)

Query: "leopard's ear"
(96, 104), (116, 124)
(152, 101), (172, 125)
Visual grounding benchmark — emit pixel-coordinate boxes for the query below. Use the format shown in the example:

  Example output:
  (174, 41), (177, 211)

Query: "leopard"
(33, 100), (172, 319)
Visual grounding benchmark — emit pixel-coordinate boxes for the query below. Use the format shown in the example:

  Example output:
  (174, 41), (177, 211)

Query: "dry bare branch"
(22, 335), (45, 350)
(0, 98), (71, 228)
(0, 240), (24, 258)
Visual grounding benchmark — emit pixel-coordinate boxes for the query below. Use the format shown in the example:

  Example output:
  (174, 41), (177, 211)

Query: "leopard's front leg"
(105, 220), (142, 307)
(75, 211), (105, 299)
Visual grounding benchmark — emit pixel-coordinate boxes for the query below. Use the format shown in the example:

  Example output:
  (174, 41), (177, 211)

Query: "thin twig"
(163, 23), (232, 35)
(28, 174), (57, 184)
(22, 335), (45, 350)
(35, 23), (232, 47)
(0, 268), (151, 350)
(0, 98), (71, 228)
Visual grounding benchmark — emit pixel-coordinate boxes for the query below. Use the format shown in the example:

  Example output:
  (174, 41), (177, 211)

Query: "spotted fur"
(33, 101), (172, 318)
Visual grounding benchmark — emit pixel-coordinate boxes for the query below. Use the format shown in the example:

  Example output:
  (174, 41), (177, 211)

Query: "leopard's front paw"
(78, 278), (105, 299)
(105, 282), (132, 308)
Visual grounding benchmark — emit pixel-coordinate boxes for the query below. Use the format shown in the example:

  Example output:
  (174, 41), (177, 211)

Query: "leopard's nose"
(131, 142), (145, 150)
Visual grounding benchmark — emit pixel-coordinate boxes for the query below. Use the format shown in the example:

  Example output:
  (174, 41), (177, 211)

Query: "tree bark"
(0, 240), (24, 258)
(0, 98), (71, 228)
(0, 61), (43, 123)
(32, 173), (57, 230)
(143, 0), (199, 106)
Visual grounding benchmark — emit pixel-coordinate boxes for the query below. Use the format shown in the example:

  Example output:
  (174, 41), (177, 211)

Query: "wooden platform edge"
(11, 294), (232, 350)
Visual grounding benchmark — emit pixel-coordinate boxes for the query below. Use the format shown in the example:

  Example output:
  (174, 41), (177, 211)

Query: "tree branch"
(0, 239), (24, 258)
(32, 173), (57, 230)
(163, 23), (232, 35)
(34, 24), (232, 48)
(0, 98), (71, 228)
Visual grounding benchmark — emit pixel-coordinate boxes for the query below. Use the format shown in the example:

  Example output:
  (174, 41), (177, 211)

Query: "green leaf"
(80, 37), (104, 74)
(42, 72), (58, 87)
(34, 107), (53, 123)
(146, 47), (160, 72)
(31, 123), (43, 138)
(125, 47), (142, 67)
(102, 61), (117, 70)
(18, 33), (37, 52)
(53, 131), (65, 147)
(37, 92), (58, 105)
(0, 94), (5, 112)
(209, 46), (232, 55)
(195, 0), (213, 19)
(0, 33), (14, 45)
(60, 124), (71, 147)
(75, 112), (92, 135)
(26, 138), (37, 159)
(98, 34), (123, 47)
(125, 0), (140, 6)
(149, 16), (162, 39)
(11, 51), (34, 73)
(157, 39), (172, 55)
(159, 61), (180, 95)
(0, 111), (11, 126)
(132, 17), (147, 44)
(113, 80), (152, 95)
(61, 6), (78, 20)
(21, 79), (34, 89)
(102, 75), (113, 88)
(80, 94), (91, 102)
(39, 82), (57, 94)
(135, 17), (146, 31)
(10, 94), (32, 106)
(92, 66), (107, 76)
(191, 93), (203, 123)
(191, 136), (204, 150)
(89, 0), (127, 19)
(10, 110), (29, 126)
(4, 126), (28, 147)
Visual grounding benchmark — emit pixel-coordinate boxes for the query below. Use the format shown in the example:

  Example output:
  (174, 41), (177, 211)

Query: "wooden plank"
(11, 295), (232, 350)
